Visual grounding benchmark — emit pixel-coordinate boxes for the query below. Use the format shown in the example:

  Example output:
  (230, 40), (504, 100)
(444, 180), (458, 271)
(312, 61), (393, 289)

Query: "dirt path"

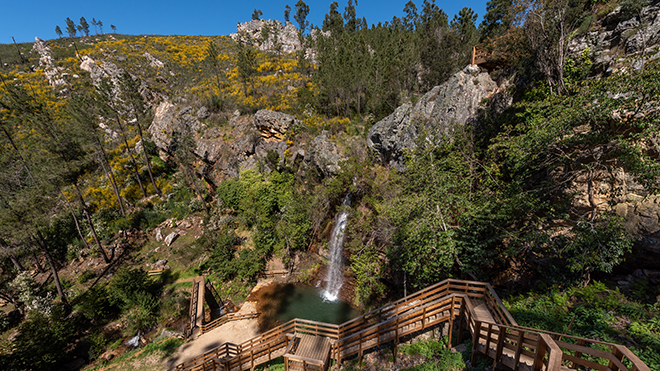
(166, 301), (261, 369)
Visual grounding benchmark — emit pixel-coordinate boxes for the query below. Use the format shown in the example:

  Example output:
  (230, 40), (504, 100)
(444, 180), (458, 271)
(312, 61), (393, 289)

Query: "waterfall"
(321, 195), (351, 302)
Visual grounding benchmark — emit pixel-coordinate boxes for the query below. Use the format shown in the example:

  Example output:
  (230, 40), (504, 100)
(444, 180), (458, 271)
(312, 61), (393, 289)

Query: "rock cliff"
(231, 20), (301, 54)
(367, 65), (511, 170)
(569, 0), (660, 74)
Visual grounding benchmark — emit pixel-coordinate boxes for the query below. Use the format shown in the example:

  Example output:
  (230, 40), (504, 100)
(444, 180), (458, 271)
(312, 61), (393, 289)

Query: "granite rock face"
(253, 109), (298, 141)
(367, 65), (509, 170)
(148, 102), (205, 157)
(231, 19), (301, 54)
(304, 131), (346, 177)
(568, 1), (660, 74)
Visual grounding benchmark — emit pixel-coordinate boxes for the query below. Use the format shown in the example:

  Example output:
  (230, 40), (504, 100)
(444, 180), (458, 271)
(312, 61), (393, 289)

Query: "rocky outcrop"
(79, 56), (123, 85)
(569, 1), (660, 74)
(231, 20), (301, 54)
(304, 131), (346, 176)
(148, 102), (206, 156)
(367, 65), (510, 170)
(143, 52), (165, 68)
(253, 109), (298, 141)
(148, 104), (300, 180)
(32, 37), (67, 87)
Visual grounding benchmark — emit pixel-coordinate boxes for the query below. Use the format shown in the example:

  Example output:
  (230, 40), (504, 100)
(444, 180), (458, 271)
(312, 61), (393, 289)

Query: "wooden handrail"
(202, 312), (260, 334)
(177, 279), (650, 371)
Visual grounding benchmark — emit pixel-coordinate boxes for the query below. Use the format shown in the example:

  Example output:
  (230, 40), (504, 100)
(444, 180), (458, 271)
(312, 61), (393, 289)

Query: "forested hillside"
(0, 0), (659, 369)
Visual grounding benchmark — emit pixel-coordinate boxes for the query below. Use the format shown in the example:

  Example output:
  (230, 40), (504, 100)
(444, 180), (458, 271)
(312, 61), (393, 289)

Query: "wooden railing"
(472, 46), (491, 66)
(185, 278), (201, 340)
(177, 279), (650, 371)
(202, 312), (261, 334)
(514, 325), (651, 371)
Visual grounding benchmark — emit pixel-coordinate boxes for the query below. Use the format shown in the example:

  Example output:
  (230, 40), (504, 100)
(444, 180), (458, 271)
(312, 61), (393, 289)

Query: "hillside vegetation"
(0, 0), (659, 370)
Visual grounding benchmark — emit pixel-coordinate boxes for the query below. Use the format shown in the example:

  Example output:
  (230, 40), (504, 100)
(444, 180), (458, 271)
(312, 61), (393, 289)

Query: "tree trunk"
(35, 232), (69, 310)
(95, 138), (126, 216)
(73, 183), (110, 263)
(115, 115), (147, 198)
(31, 250), (45, 273)
(135, 120), (162, 197)
(68, 206), (90, 249)
(183, 166), (209, 214)
(9, 253), (25, 272)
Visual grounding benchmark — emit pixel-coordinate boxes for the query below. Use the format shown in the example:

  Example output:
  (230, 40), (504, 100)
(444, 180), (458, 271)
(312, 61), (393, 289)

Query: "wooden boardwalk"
(470, 299), (495, 323)
(284, 334), (332, 371)
(178, 279), (650, 371)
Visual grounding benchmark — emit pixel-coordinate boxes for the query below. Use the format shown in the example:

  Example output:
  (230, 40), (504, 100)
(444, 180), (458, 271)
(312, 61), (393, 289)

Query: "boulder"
(151, 259), (168, 270)
(155, 228), (163, 242)
(367, 65), (505, 170)
(143, 52), (165, 68)
(304, 131), (345, 176)
(164, 232), (179, 246)
(253, 109), (298, 141)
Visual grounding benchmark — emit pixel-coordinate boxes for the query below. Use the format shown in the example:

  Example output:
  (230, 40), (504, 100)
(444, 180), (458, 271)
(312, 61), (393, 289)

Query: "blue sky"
(1, 0), (488, 44)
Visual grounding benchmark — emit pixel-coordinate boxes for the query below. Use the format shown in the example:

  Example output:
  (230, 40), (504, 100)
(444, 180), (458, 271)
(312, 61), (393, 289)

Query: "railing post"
(422, 307), (426, 330)
(359, 332), (363, 365)
(484, 323), (493, 356)
(470, 320), (481, 365)
(448, 299), (455, 349)
(393, 316), (400, 365)
(494, 325), (505, 369)
(609, 346), (624, 371)
(573, 339), (585, 369)
(532, 335), (547, 371)
(457, 297), (465, 344)
(513, 330), (524, 370)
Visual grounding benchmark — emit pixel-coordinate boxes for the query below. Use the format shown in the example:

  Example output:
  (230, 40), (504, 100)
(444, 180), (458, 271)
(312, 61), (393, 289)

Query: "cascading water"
(321, 195), (351, 302)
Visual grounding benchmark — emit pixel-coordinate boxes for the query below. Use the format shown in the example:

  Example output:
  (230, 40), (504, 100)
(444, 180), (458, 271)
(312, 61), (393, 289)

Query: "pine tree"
(252, 9), (263, 20)
(68, 93), (126, 216)
(65, 17), (77, 38)
(111, 24), (117, 34)
(118, 72), (162, 197)
(294, 0), (310, 33)
(91, 18), (98, 35)
(284, 5), (291, 23)
(79, 17), (90, 37)
(479, 0), (514, 40)
(55, 25), (63, 38)
(343, 0), (358, 33)
(322, 2), (344, 33)
(236, 41), (257, 96)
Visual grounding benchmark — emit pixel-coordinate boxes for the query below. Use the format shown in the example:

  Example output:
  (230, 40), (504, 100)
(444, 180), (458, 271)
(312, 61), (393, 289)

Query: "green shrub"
(216, 178), (246, 210)
(142, 337), (184, 357)
(400, 339), (465, 371)
(76, 285), (118, 323)
(88, 331), (108, 360)
(124, 291), (159, 334)
(2, 305), (76, 371)
(401, 339), (445, 357)
(78, 269), (96, 284)
(107, 267), (153, 307)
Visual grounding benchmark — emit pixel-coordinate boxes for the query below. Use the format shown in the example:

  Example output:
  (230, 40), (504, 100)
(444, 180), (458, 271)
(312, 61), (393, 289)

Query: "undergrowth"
(505, 280), (660, 369)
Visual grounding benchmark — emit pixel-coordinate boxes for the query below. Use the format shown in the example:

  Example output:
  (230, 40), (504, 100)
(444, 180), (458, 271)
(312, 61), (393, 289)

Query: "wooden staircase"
(185, 277), (251, 340)
(177, 279), (650, 371)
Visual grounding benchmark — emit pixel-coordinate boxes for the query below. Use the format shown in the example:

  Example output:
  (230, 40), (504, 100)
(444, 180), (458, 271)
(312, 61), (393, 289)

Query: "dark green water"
(257, 284), (361, 329)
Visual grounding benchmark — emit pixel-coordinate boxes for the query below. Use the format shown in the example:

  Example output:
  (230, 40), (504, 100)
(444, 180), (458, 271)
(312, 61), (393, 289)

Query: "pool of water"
(253, 283), (361, 330)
